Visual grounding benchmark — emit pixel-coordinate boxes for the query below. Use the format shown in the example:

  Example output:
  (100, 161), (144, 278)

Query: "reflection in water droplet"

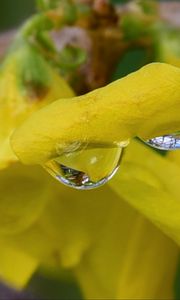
(145, 133), (180, 150)
(43, 144), (126, 190)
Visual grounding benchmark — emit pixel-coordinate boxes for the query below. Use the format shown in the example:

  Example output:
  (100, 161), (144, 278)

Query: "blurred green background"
(0, 0), (35, 31)
(0, 0), (166, 31)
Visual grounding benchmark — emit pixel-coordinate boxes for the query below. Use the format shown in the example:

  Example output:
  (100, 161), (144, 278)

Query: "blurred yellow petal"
(11, 63), (180, 165)
(0, 164), (53, 234)
(75, 210), (178, 299)
(109, 140), (180, 244)
(168, 149), (180, 166)
(2, 184), (115, 268)
(0, 241), (37, 289)
(1, 177), (179, 298)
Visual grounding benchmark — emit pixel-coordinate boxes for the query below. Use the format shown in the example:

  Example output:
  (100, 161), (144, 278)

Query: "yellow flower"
(1, 58), (180, 300)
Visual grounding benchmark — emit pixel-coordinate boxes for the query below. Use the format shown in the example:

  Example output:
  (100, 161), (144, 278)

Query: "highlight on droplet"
(43, 143), (126, 190)
(145, 133), (180, 150)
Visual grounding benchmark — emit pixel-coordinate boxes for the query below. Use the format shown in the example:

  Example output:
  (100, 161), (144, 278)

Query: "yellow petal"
(2, 179), (179, 298)
(168, 149), (180, 166)
(0, 163), (53, 234)
(75, 210), (178, 299)
(11, 63), (180, 165)
(0, 241), (37, 289)
(109, 139), (180, 245)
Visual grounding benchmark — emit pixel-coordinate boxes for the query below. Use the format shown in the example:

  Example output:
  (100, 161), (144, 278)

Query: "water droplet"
(43, 145), (125, 190)
(145, 132), (180, 150)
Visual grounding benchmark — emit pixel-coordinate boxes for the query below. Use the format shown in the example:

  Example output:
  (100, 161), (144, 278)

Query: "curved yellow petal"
(0, 44), (74, 169)
(11, 63), (180, 165)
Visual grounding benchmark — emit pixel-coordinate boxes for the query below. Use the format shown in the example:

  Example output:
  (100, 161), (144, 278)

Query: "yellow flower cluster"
(0, 50), (180, 299)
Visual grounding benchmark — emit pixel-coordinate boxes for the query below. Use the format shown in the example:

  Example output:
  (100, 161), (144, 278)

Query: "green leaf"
(111, 48), (148, 80)
(27, 269), (83, 300)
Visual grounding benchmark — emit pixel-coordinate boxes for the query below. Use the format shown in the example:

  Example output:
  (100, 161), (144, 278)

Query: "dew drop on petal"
(145, 133), (180, 150)
(43, 143), (127, 190)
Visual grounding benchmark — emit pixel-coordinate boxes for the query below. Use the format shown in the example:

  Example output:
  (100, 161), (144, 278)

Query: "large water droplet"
(43, 145), (125, 190)
(145, 133), (180, 150)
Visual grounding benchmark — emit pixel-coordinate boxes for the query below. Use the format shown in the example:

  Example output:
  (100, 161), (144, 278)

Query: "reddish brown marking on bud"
(93, 0), (113, 16)
(24, 81), (50, 101)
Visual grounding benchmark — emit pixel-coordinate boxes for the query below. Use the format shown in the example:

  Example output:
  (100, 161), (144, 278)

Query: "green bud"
(58, 46), (87, 70)
(155, 28), (180, 68)
(120, 14), (149, 41)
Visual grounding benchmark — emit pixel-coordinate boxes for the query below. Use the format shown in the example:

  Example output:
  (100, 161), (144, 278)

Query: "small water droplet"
(43, 144), (125, 190)
(145, 132), (180, 150)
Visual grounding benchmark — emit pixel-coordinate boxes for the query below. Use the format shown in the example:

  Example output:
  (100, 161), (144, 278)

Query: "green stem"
(21, 14), (53, 38)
